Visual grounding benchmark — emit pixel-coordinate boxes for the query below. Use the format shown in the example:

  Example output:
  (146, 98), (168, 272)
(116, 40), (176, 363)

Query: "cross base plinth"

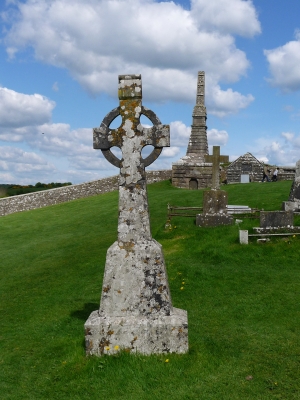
(85, 308), (188, 356)
(196, 189), (233, 227)
(196, 213), (233, 227)
(85, 238), (188, 355)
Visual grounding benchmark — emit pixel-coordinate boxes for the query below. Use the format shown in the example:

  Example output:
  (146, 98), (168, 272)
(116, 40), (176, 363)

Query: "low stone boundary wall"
(0, 170), (171, 217)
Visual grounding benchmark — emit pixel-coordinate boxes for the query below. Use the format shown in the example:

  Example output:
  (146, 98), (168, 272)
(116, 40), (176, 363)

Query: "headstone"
(260, 211), (294, 228)
(196, 146), (232, 227)
(239, 230), (249, 244)
(283, 159), (300, 211)
(85, 75), (188, 356)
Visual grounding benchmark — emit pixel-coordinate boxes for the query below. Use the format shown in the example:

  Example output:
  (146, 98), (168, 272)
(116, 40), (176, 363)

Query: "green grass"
(1, 180), (300, 399)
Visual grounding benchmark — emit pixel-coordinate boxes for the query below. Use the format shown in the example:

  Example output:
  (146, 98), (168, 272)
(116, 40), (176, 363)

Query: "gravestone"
(196, 146), (233, 227)
(85, 74), (188, 356)
(283, 159), (300, 211)
(260, 211), (294, 229)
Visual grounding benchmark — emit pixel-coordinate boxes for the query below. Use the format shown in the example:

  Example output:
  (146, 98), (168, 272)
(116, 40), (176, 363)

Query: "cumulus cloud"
(207, 128), (229, 146)
(170, 120), (191, 146)
(2, 0), (259, 115)
(251, 132), (300, 166)
(0, 87), (55, 128)
(0, 146), (55, 183)
(161, 146), (181, 157)
(191, 0), (260, 37)
(207, 84), (254, 117)
(264, 30), (300, 92)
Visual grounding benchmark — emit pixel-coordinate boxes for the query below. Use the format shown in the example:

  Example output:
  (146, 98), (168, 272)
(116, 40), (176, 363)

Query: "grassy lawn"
(1, 179), (299, 399)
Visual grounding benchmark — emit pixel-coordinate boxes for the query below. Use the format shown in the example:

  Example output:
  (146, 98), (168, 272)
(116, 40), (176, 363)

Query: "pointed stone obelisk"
(172, 71), (212, 189)
(185, 71), (208, 161)
(85, 75), (188, 356)
(172, 71), (227, 190)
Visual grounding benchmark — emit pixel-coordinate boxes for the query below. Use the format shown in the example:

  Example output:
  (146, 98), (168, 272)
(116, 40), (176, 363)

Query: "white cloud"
(170, 120), (191, 146)
(0, 146), (55, 183)
(264, 31), (300, 92)
(207, 128), (229, 146)
(191, 0), (261, 37)
(207, 84), (254, 117)
(251, 133), (300, 166)
(0, 87), (55, 128)
(2, 0), (259, 116)
(161, 146), (181, 157)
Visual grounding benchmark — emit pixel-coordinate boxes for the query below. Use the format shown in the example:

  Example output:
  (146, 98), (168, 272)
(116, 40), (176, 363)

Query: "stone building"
(227, 153), (263, 183)
(226, 152), (295, 183)
(172, 71), (213, 189)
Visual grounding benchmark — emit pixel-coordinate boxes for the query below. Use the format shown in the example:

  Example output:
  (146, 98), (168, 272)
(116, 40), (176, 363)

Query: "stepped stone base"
(172, 159), (212, 189)
(85, 308), (188, 356)
(196, 213), (233, 227)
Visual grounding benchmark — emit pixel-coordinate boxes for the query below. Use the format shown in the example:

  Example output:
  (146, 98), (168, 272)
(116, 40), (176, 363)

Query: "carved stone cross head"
(93, 75), (170, 243)
(93, 75), (170, 186)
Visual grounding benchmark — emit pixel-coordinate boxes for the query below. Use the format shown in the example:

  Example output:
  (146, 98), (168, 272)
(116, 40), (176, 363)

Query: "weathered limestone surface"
(283, 160), (300, 211)
(253, 211), (300, 234)
(204, 146), (229, 190)
(85, 74), (188, 356)
(172, 71), (213, 189)
(196, 190), (233, 227)
(202, 189), (228, 214)
(260, 211), (294, 228)
(0, 170), (171, 217)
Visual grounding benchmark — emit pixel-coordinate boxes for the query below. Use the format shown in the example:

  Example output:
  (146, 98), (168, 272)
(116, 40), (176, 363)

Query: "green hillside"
(1, 180), (299, 399)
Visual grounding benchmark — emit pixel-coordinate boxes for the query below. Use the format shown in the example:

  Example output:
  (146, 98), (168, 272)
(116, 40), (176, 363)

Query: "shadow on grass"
(71, 302), (99, 321)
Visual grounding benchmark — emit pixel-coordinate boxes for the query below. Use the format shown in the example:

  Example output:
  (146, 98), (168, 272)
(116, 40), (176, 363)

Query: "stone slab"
(253, 226), (300, 234)
(260, 211), (294, 228)
(239, 230), (249, 244)
(85, 307), (188, 356)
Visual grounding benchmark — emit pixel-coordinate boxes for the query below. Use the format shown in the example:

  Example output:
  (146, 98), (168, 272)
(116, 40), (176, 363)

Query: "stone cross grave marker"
(85, 74), (188, 356)
(205, 146), (229, 190)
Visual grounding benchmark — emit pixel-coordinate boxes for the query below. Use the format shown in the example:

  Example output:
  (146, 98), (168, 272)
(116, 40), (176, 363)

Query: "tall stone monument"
(85, 75), (188, 356)
(172, 71), (212, 189)
(283, 159), (300, 211)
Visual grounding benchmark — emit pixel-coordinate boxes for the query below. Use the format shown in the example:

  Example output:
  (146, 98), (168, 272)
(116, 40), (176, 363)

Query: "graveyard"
(1, 178), (300, 399)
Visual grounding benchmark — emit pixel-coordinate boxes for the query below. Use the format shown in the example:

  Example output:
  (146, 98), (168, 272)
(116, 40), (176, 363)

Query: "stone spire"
(186, 71), (208, 161)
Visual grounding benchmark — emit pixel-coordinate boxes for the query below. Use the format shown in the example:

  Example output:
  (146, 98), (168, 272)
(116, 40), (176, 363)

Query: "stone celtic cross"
(93, 74), (170, 243)
(85, 75), (188, 356)
(205, 146), (229, 190)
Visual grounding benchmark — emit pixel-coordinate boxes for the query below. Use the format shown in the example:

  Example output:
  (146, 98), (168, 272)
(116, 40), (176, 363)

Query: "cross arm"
(93, 107), (122, 150)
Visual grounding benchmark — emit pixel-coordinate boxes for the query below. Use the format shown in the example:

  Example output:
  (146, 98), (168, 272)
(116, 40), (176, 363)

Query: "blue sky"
(1, 0), (300, 184)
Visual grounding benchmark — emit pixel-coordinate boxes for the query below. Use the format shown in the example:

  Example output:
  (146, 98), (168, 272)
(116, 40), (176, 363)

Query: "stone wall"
(0, 170), (171, 217)
(172, 162), (212, 189)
